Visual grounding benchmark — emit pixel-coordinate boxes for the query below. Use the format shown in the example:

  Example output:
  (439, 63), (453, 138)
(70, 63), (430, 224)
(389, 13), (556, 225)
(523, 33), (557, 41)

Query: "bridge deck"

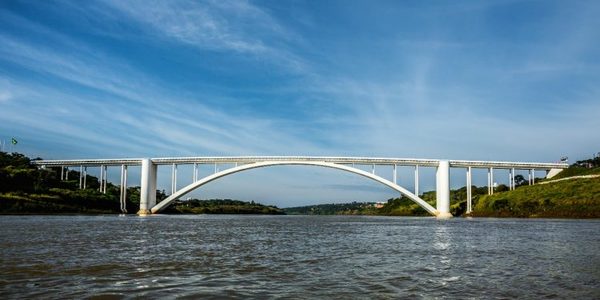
(33, 156), (568, 170)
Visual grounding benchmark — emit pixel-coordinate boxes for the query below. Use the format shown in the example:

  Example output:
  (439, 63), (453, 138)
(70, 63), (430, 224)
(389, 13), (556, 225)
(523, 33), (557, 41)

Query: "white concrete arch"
(151, 161), (439, 216)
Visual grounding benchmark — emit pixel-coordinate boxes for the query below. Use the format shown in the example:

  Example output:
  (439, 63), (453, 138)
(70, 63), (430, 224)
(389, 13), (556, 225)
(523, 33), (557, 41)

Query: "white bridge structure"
(34, 156), (568, 218)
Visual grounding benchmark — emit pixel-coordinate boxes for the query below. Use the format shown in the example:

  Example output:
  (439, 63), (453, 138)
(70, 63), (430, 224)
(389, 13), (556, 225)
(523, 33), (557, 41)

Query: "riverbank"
(0, 193), (285, 215)
(470, 176), (600, 218)
(285, 175), (600, 218)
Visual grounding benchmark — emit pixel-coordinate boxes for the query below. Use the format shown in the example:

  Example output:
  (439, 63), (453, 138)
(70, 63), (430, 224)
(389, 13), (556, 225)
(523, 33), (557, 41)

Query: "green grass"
(472, 177), (600, 218)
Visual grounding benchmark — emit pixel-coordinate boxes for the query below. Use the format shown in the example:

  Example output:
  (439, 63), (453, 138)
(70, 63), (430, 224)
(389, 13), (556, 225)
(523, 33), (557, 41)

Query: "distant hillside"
(284, 202), (378, 215)
(164, 199), (285, 215)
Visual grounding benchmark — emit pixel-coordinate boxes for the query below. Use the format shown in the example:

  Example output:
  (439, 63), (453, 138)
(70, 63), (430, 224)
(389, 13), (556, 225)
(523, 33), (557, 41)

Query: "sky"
(1, 0), (599, 207)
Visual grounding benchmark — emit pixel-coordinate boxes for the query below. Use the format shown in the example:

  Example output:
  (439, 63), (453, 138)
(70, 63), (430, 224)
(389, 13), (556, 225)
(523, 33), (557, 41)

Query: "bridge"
(33, 156), (568, 218)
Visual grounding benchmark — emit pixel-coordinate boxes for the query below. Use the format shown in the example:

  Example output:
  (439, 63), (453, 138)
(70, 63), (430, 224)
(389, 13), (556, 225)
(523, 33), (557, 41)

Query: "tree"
(514, 174), (527, 187)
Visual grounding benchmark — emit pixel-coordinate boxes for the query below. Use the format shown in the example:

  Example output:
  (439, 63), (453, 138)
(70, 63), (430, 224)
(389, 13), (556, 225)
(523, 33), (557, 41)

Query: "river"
(1, 215), (599, 299)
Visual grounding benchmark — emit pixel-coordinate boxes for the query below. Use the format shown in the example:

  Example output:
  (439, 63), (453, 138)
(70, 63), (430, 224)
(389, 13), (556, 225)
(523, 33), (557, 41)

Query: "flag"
(11, 137), (17, 145)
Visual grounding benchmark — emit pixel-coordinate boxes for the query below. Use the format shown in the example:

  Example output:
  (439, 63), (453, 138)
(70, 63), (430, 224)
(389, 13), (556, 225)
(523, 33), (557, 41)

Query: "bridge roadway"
(35, 156), (567, 169)
(33, 156), (568, 218)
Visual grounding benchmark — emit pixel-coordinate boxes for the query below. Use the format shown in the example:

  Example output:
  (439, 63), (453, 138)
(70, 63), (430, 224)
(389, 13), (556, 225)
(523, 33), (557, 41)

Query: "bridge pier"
(119, 165), (128, 213)
(436, 160), (452, 218)
(414, 165), (419, 196)
(466, 166), (472, 214)
(79, 166), (83, 189)
(138, 158), (157, 216)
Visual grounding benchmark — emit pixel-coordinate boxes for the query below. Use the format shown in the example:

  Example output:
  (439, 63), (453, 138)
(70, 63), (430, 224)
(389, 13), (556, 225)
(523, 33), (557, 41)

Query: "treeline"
(284, 202), (379, 215)
(547, 156), (600, 180)
(166, 199), (284, 215)
(573, 156), (600, 168)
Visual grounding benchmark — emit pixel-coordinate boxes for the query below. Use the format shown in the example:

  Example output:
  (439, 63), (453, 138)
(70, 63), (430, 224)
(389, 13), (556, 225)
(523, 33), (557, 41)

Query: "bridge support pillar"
(138, 158), (157, 216)
(466, 167), (472, 214)
(436, 160), (452, 218)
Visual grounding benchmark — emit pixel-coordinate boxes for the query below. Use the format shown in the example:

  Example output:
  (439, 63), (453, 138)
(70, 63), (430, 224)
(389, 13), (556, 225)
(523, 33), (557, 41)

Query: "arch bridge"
(34, 156), (568, 218)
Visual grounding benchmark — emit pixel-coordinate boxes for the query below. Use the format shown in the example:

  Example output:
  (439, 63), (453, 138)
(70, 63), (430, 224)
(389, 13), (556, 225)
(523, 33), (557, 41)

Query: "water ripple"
(1, 215), (599, 298)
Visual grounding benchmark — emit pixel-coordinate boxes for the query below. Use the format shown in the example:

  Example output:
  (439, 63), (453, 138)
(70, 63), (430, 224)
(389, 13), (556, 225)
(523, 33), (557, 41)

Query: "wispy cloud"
(94, 0), (308, 73)
(0, 91), (10, 103)
(103, 0), (267, 53)
(0, 79), (14, 103)
(0, 13), (327, 159)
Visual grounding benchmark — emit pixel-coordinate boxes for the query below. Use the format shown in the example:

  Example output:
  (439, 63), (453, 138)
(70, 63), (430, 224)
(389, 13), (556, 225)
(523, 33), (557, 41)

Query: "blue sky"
(1, 0), (599, 207)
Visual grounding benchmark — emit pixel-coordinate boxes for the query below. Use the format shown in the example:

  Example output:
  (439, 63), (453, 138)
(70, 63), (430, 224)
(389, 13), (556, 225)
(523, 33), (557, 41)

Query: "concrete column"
(490, 167), (494, 195)
(511, 168), (516, 190)
(193, 163), (198, 182)
(171, 163), (177, 195)
(414, 165), (420, 196)
(466, 167), (472, 213)
(436, 160), (452, 218)
(61, 166), (64, 181)
(83, 167), (87, 189)
(120, 165), (128, 213)
(150, 163), (157, 206)
(99, 165), (104, 193)
(79, 166), (83, 189)
(139, 159), (157, 215)
(393, 164), (397, 184)
(104, 165), (108, 193)
(487, 168), (491, 195)
(532, 169), (535, 184)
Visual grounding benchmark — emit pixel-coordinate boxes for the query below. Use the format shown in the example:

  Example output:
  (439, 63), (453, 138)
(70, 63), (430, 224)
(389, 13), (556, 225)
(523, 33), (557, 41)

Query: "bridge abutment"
(138, 158), (157, 216)
(436, 160), (452, 218)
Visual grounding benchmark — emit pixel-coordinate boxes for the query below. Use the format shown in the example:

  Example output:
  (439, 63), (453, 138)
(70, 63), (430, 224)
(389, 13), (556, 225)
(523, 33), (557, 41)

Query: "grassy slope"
(472, 176), (600, 218)
(541, 166), (600, 180)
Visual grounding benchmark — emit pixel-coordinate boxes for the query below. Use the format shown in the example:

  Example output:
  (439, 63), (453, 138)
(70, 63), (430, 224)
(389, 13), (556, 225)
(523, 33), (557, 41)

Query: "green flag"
(11, 137), (17, 145)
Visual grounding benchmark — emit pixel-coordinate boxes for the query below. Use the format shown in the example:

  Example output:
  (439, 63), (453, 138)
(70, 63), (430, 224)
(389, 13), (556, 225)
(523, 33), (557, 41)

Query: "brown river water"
(1, 215), (599, 299)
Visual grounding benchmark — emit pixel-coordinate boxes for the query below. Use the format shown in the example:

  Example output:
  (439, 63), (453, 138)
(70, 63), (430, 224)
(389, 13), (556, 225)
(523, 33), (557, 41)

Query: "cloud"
(0, 91), (10, 103)
(0, 14), (327, 160)
(95, 0), (308, 73)
(0, 80), (12, 103)
(102, 0), (263, 52)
